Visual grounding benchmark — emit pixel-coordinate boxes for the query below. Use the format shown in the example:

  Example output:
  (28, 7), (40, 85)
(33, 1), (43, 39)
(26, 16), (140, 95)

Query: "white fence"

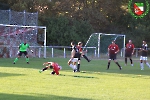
(121, 48), (150, 58)
(0, 46), (147, 58)
(8, 46), (97, 58)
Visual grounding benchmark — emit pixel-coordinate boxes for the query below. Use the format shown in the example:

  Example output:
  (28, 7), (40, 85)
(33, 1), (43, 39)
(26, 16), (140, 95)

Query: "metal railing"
(7, 46), (97, 58)
(0, 46), (148, 58)
(121, 48), (150, 57)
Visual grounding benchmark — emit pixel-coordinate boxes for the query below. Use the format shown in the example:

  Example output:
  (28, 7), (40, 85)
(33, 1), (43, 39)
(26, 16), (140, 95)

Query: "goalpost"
(0, 24), (47, 58)
(84, 33), (126, 58)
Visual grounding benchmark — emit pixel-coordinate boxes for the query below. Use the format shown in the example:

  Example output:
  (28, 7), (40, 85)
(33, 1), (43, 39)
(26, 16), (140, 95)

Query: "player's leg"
(51, 71), (56, 75)
(114, 59), (122, 70)
(77, 59), (81, 72)
(82, 52), (91, 62)
(145, 61), (150, 68)
(107, 54), (112, 70)
(128, 52), (133, 66)
(83, 55), (91, 62)
(140, 56), (144, 70)
(125, 57), (127, 66)
(69, 62), (74, 69)
(39, 66), (50, 73)
(107, 54), (114, 70)
(125, 52), (127, 66)
(113, 54), (122, 70)
(68, 59), (74, 69)
(73, 62), (77, 72)
(24, 51), (29, 64)
(13, 56), (20, 64)
(107, 59), (111, 70)
(144, 57), (150, 68)
(13, 51), (22, 64)
(69, 58), (78, 72)
(129, 57), (133, 66)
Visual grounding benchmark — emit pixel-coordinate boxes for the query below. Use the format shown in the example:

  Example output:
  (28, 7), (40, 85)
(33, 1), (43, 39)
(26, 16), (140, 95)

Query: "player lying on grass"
(39, 62), (62, 75)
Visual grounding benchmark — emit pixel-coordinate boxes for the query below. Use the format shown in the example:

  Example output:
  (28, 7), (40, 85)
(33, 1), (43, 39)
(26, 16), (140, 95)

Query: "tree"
(0, 0), (150, 47)
(44, 16), (93, 46)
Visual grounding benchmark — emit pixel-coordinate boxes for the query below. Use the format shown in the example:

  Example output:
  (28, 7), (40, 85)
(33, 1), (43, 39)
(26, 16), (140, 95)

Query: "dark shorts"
(125, 52), (132, 57)
(78, 54), (81, 60)
(74, 52), (81, 60)
(109, 54), (117, 60)
(18, 51), (28, 56)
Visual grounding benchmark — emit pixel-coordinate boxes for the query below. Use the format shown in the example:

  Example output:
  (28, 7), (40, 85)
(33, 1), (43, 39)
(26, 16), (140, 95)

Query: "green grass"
(0, 57), (150, 100)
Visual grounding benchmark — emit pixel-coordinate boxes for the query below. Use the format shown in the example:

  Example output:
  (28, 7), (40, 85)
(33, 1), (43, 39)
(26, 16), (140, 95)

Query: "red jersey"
(108, 44), (119, 54)
(126, 43), (134, 53)
(76, 45), (82, 53)
(47, 62), (60, 75)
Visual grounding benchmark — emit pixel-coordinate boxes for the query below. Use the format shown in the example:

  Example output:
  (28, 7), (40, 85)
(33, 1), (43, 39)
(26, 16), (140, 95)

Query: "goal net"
(84, 33), (125, 58)
(0, 24), (46, 58)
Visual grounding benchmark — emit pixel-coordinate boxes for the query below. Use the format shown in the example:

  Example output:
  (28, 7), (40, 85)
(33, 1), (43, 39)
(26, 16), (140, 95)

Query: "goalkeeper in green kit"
(13, 41), (33, 64)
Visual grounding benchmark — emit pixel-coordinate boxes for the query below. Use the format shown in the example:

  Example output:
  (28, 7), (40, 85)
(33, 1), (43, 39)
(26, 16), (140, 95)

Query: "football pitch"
(0, 57), (150, 100)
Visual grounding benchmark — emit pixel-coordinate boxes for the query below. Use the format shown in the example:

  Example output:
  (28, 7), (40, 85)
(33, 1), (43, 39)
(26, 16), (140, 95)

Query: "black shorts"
(125, 52), (132, 57)
(18, 51), (28, 56)
(74, 52), (81, 60)
(78, 54), (81, 60)
(109, 54), (117, 60)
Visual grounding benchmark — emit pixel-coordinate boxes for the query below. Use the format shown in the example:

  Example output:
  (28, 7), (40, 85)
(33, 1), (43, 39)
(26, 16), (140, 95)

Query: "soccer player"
(125, 40), (135, 66)
(107, 40), (122, 70)
(76, 42), (91, 72)
(68, 41), (80, 72)
(39, 62), (62, 75)
(139, 41), (150, 70)
(13, 41), (33, 64)
(77, 42), (91, 62)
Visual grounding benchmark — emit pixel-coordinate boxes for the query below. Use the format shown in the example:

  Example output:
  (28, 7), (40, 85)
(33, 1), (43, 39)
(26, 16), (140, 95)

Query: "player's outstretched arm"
(138, 48), (142, 52)
(43, 62), (48, 65)
(30, 49), (33, 53)
(115, 49), (119, 54)
(28, 47), (33, 53)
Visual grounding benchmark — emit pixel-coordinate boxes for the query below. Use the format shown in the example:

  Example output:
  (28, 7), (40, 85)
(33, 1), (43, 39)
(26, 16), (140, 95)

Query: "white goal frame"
(84, 33), (126, 58)
(0, 24), (47, 58)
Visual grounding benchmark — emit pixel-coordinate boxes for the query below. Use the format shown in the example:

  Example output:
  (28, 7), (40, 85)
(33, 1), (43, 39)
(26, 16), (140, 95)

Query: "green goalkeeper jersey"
(19, 43), (29, 51)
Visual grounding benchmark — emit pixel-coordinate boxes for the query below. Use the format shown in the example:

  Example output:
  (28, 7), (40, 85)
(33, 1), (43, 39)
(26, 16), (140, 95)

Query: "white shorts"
(71, 58), (78, 62)
(140, 56), (148, 61)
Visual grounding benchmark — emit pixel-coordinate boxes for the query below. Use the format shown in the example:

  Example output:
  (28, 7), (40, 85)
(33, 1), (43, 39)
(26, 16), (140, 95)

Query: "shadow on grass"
(59, 74), (98, 79)
(0, 93), (91, 100)
(75, 70), (150, 79)
(0, 72), (25, 78)
(1, 58), (150, 76)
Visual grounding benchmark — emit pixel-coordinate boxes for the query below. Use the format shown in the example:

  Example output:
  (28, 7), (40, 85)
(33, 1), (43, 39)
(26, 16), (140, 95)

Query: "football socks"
(107, 62), (110, 69)
(125, 58), (127, 64)
(42, 67), (48, 71)
(129, 58), (133, 64)
(83, 55), (90, 62)
(14, 58), (18, 63)
(26, 57), (29, 62)
(77, 64), (80, 72)
(116, 62), (122, 70)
